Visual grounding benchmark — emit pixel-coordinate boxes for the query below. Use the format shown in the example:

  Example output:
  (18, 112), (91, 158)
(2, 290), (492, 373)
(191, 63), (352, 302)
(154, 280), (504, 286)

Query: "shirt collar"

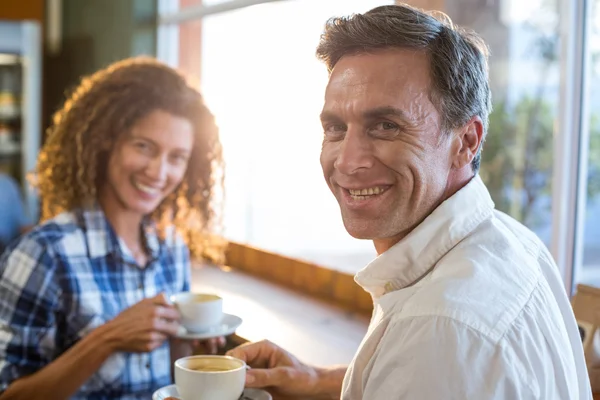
(355, 175), (495, 298)
(78, 205), (160, 263)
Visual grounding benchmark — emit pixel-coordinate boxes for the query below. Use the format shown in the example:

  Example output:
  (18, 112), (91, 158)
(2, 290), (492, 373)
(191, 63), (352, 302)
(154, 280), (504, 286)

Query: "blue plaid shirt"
(0, 206), (190, 399)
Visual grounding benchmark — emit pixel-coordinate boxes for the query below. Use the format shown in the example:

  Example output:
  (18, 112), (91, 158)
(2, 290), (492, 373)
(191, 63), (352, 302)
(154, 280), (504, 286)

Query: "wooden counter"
(190, 264), (369, 366)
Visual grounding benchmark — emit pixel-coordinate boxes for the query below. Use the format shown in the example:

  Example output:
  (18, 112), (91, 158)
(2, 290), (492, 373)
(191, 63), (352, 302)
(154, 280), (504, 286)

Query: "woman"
(0, 58), (226, 399)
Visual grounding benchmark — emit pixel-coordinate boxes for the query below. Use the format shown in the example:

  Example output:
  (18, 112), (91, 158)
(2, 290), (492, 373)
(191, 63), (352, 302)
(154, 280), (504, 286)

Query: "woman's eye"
(171, 154), (189, 164)
(135, 141), (150, 151)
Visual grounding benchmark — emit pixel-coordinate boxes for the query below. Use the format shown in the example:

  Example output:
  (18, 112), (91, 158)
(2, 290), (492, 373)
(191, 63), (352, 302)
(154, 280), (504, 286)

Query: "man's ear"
(452, 116), (484, 170)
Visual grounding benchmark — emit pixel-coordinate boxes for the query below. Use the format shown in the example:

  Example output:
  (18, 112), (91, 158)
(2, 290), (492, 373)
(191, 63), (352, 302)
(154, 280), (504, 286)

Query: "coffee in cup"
(174, 355), (246, 400)
(171, 292), (223, 333)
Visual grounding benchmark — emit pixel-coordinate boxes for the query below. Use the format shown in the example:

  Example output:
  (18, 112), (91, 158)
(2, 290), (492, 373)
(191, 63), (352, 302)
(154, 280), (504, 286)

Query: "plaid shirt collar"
(77, 204), (161, 266)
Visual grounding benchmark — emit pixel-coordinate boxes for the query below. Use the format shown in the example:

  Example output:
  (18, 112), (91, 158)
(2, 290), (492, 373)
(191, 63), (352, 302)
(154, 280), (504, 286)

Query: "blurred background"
(0, 0), (597, 294)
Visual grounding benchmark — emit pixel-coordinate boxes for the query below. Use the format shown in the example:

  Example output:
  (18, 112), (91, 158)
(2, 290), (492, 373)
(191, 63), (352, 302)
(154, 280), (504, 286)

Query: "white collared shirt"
(342, 176), (591, 400)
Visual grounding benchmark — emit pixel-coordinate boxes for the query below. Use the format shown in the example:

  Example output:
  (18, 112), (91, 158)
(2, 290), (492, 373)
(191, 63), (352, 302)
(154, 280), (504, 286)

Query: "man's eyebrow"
(319, 110), (341, 122)
(362, 106), (411, 122)
(319, 106), (412, 123)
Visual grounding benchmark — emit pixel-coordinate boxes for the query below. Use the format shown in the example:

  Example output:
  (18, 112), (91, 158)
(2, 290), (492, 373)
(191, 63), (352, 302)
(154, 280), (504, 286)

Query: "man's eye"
(324, 124), (346, 135)
(375, 122), (398, 130)
(370, 122), (400, 138)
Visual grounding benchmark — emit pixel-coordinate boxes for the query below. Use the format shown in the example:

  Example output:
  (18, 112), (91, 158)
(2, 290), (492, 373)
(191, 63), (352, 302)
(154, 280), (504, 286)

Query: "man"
(0, 173), (32, 253)
(228, 4), (592, 399)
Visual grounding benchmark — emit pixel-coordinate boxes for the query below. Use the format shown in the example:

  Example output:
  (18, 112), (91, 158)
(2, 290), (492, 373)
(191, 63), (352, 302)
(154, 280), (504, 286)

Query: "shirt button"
(138, 282), (143, 289)
(146, 362), (150, 369)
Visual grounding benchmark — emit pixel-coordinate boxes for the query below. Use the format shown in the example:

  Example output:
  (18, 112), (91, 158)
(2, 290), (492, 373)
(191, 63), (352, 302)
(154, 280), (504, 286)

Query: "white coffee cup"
(175, 355), (246, 400)
(171, 292), (223, 333)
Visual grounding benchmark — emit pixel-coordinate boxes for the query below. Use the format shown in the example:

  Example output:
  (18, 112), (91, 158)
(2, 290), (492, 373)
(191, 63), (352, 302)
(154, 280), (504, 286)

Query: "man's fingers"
(245, 367), (291, 388)
(226, 342), (255, 362)
(226, 340), (275, 367)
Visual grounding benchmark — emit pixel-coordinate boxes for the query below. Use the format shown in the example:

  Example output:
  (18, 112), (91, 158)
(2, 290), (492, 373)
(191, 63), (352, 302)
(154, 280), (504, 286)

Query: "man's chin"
(343, 225), (378, 241)
(343, 219), (409, 248)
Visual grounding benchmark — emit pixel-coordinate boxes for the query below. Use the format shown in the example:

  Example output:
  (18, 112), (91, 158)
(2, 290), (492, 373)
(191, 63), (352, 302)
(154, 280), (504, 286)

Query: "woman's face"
(102, 109), (194, 216)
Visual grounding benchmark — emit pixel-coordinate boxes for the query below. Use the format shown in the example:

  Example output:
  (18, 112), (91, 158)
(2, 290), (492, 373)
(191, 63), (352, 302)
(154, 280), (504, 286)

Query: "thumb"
(152, 292), (171, 305)
(245, 367), (289, 388)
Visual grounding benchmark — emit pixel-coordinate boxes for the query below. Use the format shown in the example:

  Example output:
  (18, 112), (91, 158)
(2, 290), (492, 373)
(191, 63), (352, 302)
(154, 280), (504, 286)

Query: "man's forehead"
(326, 49), (431, 93)
(322, 51), (436, 122)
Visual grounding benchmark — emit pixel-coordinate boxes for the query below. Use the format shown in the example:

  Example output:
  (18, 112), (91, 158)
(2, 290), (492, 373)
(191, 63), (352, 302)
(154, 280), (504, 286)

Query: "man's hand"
(100, 293), (180, 353)
(227, 340), (322, 398)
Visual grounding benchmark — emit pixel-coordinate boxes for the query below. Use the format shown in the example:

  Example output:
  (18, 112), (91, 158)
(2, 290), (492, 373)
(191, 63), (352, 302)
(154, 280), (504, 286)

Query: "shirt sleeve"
(0, 236), (60, 392)
(360, 315), (537, 400)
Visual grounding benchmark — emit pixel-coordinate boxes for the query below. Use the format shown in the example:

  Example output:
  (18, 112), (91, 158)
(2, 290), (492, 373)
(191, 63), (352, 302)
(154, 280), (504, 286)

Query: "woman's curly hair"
(35, 57), (227, 264)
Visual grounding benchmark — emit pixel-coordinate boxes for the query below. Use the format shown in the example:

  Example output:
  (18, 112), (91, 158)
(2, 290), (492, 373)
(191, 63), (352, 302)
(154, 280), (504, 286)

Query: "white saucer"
(152, 384), (272, 400)
(176, 313), (243, 339)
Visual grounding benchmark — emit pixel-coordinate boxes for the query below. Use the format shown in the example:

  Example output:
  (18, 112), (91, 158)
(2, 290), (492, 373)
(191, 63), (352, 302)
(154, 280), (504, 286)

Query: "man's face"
(320, 49), (464, 254)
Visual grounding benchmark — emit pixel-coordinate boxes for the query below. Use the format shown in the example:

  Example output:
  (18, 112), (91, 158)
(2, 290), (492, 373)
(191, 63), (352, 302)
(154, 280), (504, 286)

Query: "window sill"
(191, 263), (369, 366)
(224, 241), (374, 315)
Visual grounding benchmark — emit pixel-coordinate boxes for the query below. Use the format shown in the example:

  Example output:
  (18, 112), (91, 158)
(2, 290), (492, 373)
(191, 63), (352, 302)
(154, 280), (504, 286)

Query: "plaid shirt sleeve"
(0, 235), (61, 392)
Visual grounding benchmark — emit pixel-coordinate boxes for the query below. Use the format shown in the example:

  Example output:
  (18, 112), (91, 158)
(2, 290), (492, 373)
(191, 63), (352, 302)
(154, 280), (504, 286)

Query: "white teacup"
(175, 355), (246, 400)
(171, 292), (223, 333)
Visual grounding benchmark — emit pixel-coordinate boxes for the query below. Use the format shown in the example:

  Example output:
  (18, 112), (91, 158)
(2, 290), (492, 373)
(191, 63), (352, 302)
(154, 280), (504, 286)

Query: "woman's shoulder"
(0, 213), (82, 308)
(29, 210), (82, 239)
(3, 210), (84, 258)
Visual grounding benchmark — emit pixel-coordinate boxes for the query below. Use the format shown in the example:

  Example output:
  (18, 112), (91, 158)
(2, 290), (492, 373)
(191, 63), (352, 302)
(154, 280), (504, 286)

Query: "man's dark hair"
(316, 4), (492, 173)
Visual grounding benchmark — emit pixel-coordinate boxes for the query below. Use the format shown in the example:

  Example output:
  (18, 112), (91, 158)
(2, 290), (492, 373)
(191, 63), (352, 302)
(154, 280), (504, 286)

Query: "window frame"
(552, 0), (591, 294)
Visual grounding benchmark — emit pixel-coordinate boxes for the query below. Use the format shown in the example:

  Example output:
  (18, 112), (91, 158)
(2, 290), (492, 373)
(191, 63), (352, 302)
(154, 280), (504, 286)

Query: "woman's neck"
(97, 188), (145, 256)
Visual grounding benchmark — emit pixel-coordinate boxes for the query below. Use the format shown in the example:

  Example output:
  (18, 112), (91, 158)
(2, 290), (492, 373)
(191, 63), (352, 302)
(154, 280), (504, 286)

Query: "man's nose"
(333, 128), (374, 175)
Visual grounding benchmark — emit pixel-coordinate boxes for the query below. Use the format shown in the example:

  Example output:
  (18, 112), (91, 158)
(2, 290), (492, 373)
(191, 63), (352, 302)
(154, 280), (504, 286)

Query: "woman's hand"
(100, 293), (180, 353)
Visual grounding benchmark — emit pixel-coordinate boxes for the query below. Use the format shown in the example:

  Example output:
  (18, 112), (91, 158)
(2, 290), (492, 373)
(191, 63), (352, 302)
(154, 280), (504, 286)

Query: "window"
(159, 0), (591, 281)
(171, 0), (246, 9)
(444, 0), (560, 246)
(199, 1), (392, 273)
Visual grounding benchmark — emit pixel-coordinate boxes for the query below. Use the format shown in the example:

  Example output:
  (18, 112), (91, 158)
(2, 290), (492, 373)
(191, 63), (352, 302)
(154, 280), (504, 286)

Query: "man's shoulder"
(490, 209), (550, 253)
(393, 213), (551, 341)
